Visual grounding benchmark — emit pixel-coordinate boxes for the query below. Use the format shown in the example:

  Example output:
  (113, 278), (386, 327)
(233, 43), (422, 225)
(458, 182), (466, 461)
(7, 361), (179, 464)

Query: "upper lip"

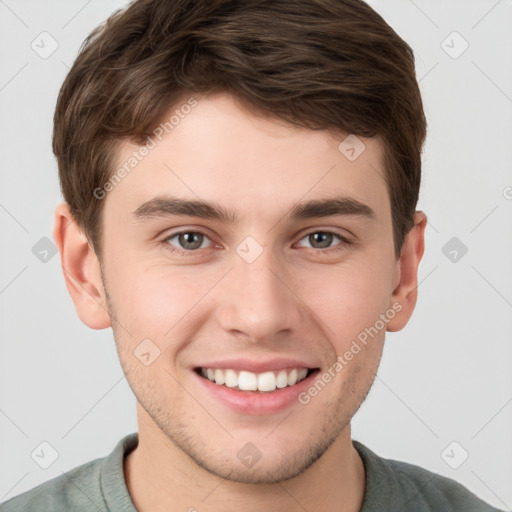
(194, 357), (320, 374)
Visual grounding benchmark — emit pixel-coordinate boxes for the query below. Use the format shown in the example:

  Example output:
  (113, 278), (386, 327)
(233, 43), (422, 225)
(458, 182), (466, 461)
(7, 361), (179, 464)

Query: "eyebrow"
(131, 194), (376, 224)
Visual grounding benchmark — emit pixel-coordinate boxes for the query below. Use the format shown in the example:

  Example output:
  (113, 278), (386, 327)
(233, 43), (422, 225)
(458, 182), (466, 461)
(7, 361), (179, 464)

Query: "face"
(94, 93), (402, 483)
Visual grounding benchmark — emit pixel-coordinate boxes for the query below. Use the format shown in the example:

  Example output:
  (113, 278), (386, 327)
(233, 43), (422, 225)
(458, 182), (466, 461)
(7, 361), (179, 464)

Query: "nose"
(215, 244), (304, 342)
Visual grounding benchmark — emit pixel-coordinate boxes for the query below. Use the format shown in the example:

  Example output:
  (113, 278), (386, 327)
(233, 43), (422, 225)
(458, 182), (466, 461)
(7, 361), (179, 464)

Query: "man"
(0, 0), (503, 510)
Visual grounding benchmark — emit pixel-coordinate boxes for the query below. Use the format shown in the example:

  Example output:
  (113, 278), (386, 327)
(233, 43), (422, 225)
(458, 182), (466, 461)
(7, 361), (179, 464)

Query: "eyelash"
(161, 229), (352, 257)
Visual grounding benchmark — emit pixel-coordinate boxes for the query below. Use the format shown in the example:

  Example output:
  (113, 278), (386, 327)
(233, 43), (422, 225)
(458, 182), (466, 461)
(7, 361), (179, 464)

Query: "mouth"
(194, 366), (318, 393)
(192, 357), (322, 415)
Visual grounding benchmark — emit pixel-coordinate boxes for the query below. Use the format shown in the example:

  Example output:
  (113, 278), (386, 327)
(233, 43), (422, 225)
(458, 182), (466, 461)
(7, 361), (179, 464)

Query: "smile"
(197, 367), (312, 392)
(192, 359), (321, 415)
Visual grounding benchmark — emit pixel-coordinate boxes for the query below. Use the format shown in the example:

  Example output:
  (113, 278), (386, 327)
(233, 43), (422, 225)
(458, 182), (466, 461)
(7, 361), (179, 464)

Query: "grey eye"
(166, 231), (211, 251)
(298, 231), (342, 249)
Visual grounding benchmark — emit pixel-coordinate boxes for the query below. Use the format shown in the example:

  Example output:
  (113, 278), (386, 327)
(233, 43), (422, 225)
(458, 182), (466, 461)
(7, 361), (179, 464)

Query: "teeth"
(276, 370), (288, 388)
(287, 369), (298, 386)
(214, 369), (225, 385)
(224, 369), (238, 388)
(200, 367), (310, 392)
(257, 371), (276, 392)
(238, 371), (257, 391)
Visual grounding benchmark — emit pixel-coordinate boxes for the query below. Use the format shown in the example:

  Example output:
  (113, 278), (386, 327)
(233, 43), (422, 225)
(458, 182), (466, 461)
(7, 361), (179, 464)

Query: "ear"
(386, 211), (427, 332)
(53, 202), (111, 329)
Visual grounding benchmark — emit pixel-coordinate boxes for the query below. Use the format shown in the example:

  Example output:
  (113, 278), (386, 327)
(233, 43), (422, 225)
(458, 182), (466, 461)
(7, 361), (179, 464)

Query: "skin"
(53, 92), (426, 512)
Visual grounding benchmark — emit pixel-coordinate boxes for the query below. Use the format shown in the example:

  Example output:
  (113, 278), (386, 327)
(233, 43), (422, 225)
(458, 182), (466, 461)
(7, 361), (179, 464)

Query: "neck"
(124, 407), (366, 512)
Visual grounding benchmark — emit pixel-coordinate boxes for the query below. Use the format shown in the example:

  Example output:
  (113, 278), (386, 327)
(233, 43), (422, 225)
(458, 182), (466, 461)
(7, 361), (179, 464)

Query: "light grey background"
(1, 0), (511, 509)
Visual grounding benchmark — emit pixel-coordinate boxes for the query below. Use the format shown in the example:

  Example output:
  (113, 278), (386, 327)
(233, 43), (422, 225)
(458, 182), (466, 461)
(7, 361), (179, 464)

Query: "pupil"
(180, 232), (202, 250)
(311, 232), (332, 249)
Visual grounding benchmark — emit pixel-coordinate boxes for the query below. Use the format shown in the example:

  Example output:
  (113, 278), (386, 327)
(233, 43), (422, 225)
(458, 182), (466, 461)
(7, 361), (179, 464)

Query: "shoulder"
(0, 433), (138, 512)
(0, 458), (105, 512)
(353, 440), (505, 512)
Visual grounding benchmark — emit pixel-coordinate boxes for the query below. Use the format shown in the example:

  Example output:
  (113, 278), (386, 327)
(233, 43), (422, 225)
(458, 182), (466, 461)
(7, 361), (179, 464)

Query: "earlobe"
(386, 211), (427, 333)
(52, 202), (111, 330)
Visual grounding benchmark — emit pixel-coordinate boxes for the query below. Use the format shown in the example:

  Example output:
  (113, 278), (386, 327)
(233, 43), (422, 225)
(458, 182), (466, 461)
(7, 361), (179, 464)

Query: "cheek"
(303, 256), (393, 348)
(104, 234), (394, 351)
(104, 260), (226, 368)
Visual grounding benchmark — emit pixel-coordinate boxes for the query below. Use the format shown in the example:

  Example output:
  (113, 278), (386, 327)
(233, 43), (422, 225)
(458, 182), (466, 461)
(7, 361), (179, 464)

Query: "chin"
(183, 431), (340, 485)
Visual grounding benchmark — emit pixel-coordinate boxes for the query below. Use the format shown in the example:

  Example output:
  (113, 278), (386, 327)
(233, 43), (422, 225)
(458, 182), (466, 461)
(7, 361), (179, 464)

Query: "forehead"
(103, 93), (390, 227)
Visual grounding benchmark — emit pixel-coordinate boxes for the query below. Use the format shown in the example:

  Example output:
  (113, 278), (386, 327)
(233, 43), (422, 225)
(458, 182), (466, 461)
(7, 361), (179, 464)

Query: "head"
(53, 0), (427, 483)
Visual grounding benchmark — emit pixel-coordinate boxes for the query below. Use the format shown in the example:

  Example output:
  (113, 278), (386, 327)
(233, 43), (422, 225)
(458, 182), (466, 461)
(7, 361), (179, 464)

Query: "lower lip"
(194, 369), (320, 415)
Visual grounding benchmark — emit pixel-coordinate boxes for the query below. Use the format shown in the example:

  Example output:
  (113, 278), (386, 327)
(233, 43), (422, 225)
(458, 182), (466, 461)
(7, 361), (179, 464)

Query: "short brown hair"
(53, 0), (426, 260)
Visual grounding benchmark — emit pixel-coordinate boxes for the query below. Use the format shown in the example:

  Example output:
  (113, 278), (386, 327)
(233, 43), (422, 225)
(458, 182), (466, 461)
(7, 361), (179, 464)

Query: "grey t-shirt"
(0, 433), (504, 511)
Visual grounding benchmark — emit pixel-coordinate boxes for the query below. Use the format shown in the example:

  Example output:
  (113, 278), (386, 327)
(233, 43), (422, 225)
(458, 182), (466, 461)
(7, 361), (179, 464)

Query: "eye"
(161, 228), (352, 258)
(296, 230), (352, 252)
(163, 230), (213, 255)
